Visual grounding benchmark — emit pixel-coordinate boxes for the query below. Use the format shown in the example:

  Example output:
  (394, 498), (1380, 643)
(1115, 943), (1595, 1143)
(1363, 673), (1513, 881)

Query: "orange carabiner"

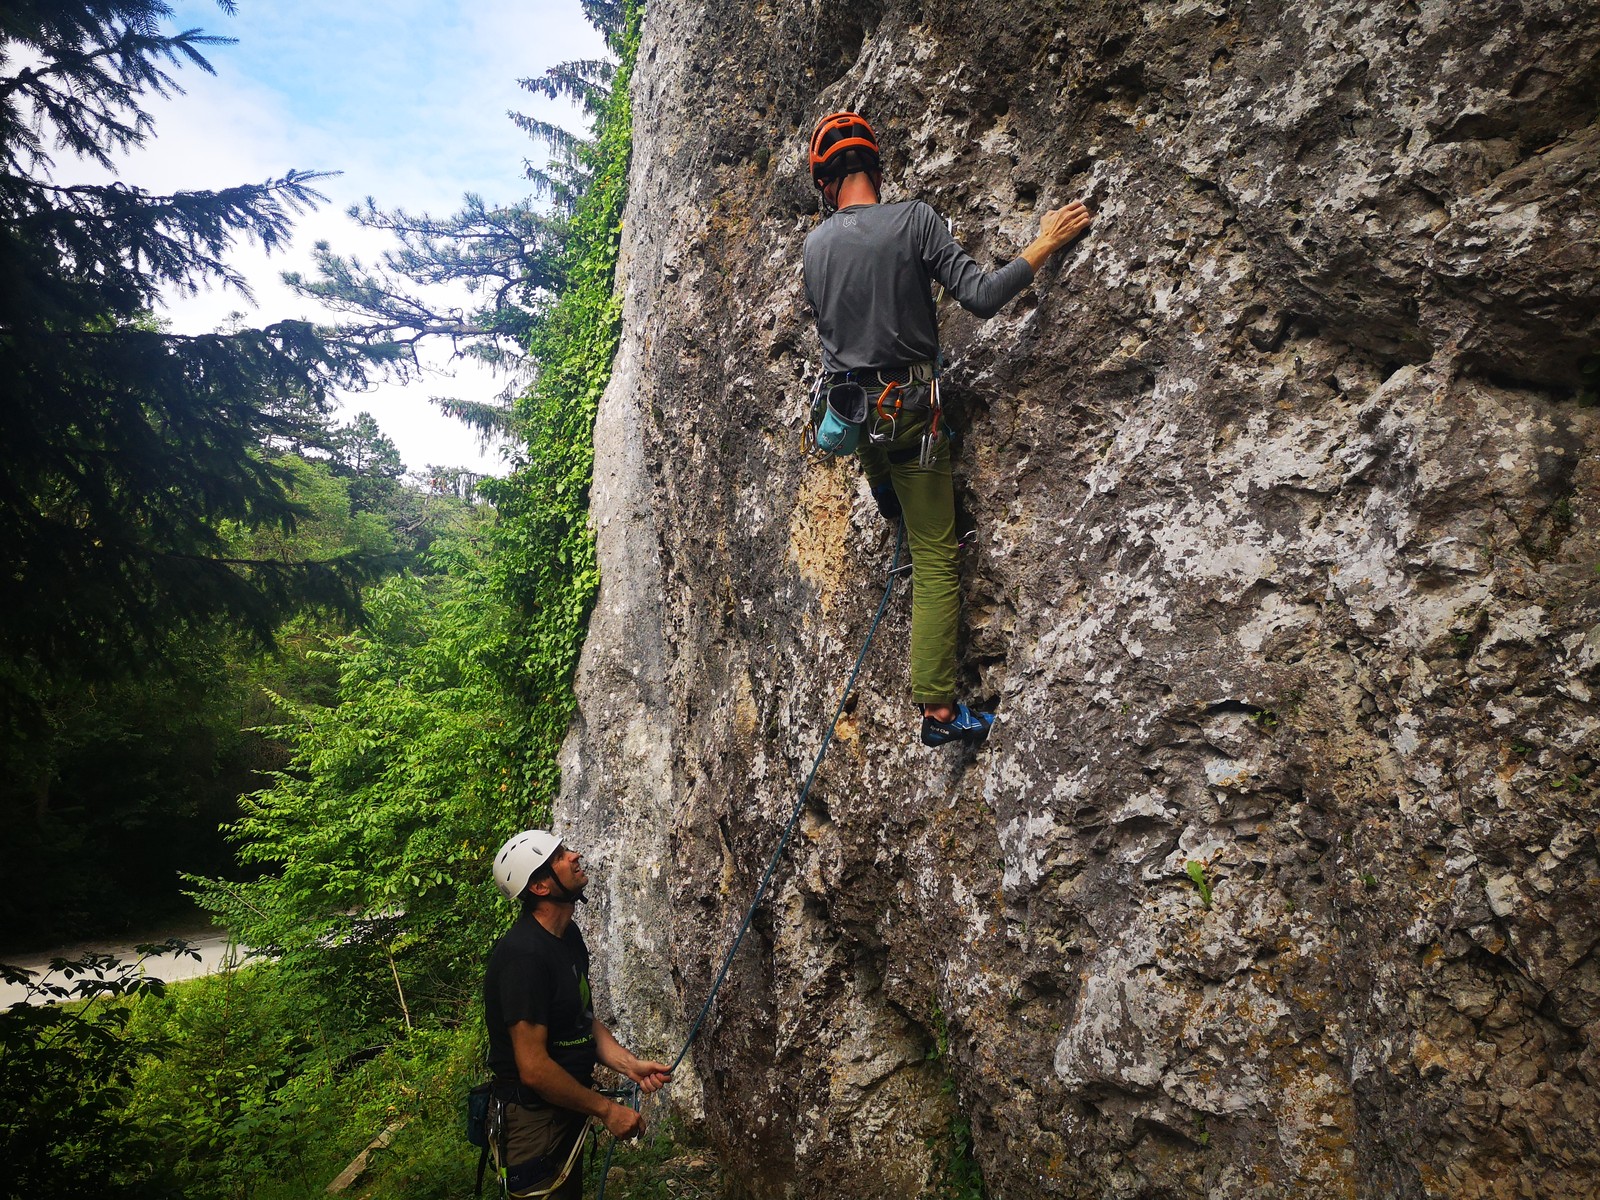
(875, 380), (903, 422)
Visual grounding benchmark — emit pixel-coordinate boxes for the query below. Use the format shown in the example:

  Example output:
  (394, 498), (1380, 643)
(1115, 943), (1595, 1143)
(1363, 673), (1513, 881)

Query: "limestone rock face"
(560, 1), (1600, 1195)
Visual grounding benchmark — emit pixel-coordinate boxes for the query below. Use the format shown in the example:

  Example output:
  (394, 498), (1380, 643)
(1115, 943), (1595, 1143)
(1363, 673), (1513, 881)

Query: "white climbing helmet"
(493, 830), (561, 900)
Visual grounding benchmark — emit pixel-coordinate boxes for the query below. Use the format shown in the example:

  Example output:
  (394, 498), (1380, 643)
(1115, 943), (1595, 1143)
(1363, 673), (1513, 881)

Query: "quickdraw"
(872, 366), (943, 468)
(919, 372), (943, 467)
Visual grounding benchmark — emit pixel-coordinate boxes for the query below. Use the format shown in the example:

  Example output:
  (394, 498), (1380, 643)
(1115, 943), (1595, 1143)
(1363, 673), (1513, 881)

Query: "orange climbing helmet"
(809, 111), (881, 187)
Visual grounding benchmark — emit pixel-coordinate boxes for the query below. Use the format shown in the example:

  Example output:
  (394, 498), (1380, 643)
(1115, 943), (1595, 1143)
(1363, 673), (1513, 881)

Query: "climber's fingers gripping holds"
(1021, 199), (1095, 271)
(1041, 201), (1093, 250)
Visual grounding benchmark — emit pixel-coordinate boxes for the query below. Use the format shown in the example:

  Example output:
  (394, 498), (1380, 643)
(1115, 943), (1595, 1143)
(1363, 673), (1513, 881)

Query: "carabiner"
(875, 379), (904, 423)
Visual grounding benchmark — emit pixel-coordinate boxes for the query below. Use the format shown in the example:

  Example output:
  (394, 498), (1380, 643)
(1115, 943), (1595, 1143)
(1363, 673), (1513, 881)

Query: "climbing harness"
(593, 525), (908, 1200)
(483, 1085), (637, 1199)
(805, 359), (945, 465)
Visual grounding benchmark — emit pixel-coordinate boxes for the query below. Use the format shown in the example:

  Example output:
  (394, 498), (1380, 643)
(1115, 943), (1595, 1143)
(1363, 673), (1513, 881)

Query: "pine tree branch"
(0, 26), (233, 169)
(516, 58), (615, 117)
(0, 27), (227, 102)
(4, 171), (335, 310)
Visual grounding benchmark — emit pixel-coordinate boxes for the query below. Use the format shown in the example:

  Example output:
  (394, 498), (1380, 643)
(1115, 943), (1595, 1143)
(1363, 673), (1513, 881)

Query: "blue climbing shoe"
(920, 703), (995, 748)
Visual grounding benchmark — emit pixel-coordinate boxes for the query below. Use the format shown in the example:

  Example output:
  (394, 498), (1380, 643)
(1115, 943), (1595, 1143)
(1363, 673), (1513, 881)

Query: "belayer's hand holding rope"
(597, 1025), (671, 1137)
(615, 1057), (673, 1098)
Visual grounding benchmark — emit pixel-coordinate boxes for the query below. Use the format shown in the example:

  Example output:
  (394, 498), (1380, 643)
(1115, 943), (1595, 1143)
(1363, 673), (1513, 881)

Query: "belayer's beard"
(550, 877), (588, 904)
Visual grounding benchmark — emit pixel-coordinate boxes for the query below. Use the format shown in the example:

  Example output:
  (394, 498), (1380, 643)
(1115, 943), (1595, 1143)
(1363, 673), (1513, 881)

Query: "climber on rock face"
(483, 831), (672, 1198)
(801, 110), (1093, 747)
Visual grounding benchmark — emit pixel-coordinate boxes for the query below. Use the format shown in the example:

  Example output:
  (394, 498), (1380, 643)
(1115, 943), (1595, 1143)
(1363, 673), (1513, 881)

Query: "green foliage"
(328, 412), (407, 511)
(0, 455), (428, 947)
(193, 540), (539, 1019)
(223, 456), (398, 566)
(0, 943), (195, 1198)
(0, 7), (406, 684)
(514, 0), (627, 211)
(285, 30), (634, 437)
(6, 4), (649, 1198)
(1185, 860), (1215, 908)
(185, 0), (640, 1041)
(0, 2), (399, 686)
(169, 10), (644, 1195)
(588, 1116), (722, 1200)
(122, 964), (325, 1196)
(117, 962), (490, 1200)
(921, 1003), (986, 1200)
(933, 1116), (988, 1200)
(318, 1023), (489, 1200)
(285, 196), (568, 419)
(0, 639), (252, 945)
(483, 3), (638, 811)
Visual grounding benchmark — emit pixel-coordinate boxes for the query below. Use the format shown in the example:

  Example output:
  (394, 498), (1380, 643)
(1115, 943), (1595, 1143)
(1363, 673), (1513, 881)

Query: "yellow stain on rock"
(734, 677), (759, 742)
(832, 710), (859, 747)
(789, 459), (855, 616)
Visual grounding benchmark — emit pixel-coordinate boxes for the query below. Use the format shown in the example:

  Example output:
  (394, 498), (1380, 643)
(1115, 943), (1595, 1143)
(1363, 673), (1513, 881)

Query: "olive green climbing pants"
(858, 412), (958, 707)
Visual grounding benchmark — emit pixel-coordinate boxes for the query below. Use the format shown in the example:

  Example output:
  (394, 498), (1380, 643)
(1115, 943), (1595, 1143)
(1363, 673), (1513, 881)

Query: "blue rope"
(667, 518), (904, 1074)
(594, 520), (906, 1199)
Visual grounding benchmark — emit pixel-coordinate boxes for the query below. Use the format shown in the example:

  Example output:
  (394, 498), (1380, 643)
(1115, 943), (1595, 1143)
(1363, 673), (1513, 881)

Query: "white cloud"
(87, 0), (610, 475)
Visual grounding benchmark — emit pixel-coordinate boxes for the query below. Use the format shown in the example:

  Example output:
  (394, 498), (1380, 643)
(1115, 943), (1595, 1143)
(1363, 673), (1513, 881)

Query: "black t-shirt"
(483, 913), (598, 1090)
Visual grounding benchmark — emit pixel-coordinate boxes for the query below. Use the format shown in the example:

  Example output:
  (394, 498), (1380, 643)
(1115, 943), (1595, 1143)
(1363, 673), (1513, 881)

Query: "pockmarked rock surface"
(560, 1), (1600, 1195)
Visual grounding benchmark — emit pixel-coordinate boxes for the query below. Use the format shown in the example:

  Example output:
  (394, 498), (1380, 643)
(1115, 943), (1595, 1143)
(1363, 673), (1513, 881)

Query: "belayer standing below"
(483, 831), (672, 1198)
(801, 111), (1094, 747)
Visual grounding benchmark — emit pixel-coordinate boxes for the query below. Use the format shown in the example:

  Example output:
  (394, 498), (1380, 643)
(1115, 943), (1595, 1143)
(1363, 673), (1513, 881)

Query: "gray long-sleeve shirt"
(803, 199), (1035, 374)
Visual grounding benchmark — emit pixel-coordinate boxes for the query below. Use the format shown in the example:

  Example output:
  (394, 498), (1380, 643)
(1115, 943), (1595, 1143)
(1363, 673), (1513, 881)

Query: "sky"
(106, 0), (610, 476)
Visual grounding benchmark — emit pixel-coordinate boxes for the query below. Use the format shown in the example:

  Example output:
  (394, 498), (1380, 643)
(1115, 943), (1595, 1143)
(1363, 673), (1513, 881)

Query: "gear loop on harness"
(806, 358), (945, 460)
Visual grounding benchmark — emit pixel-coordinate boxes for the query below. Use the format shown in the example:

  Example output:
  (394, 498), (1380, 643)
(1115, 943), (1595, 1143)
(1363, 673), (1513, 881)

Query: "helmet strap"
(819, 176), (841, 215)
(548, 876), (587, 905)
(527, 869), (587, 907)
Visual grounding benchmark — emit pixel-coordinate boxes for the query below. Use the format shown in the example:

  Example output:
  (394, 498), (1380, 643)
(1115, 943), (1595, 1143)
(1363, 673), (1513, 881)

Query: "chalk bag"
(814, 380), (868, 456)
(465, 1082), (492, 1147)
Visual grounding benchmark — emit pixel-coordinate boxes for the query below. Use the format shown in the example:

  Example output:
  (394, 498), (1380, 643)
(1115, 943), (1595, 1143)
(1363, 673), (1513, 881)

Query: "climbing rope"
(594, 520), (907, 1199)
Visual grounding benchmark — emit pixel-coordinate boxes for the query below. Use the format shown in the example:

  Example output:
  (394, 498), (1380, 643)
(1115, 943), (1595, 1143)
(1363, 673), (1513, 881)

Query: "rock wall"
(560, 1), (1600, 1195)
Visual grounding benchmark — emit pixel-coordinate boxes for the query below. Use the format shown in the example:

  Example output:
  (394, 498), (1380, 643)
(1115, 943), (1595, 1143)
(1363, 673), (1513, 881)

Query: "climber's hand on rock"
(1041, 201), (1093, 251)
(1022, 201), (1094, 271)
